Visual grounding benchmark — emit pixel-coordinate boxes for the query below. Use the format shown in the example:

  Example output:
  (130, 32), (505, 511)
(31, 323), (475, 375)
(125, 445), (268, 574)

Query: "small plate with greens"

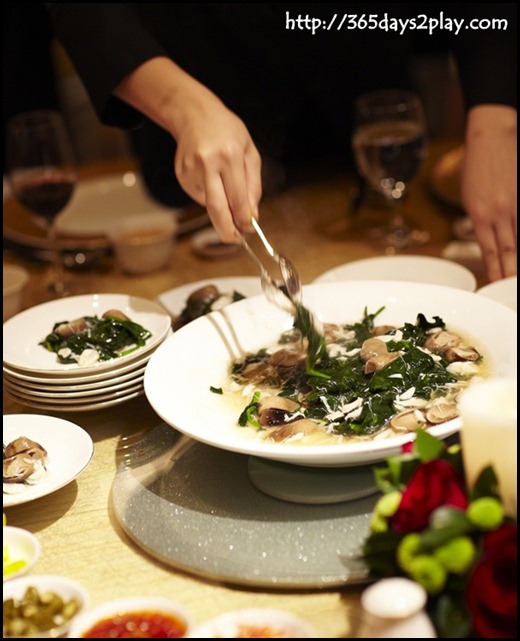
(3, 294), (171, 376)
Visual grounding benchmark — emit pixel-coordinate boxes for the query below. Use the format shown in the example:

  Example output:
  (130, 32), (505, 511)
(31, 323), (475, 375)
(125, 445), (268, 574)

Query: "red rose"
(401, 441), (415, 454)
(467, 523), (517, 638)
(390, 459), (468, 532)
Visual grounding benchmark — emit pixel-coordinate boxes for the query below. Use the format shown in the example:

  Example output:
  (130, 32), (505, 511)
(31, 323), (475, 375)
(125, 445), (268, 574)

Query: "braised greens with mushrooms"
(228, 307), (484, 444)
(39, 309), (152, 366)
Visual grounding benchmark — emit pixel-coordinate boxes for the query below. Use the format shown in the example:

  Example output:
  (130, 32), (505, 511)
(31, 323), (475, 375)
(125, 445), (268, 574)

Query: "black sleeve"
(448, 3), (517, 110)
(47, 3), (168, 127)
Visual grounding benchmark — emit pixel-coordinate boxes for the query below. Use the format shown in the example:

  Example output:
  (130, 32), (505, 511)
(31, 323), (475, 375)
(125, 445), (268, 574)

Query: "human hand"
(172, 88), (262, 243)
(114, 58), (262, 243)
(461, 105), (517, 282)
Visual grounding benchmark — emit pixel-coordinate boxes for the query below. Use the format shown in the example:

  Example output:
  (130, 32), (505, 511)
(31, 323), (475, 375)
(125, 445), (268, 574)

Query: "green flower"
(369, 492), (403, 533)
(375, 491), (402, 518)
(396, 533), (422, 573)
(369, 512), (389, 533)
(466, 497), (504, 530)
(434, 536), (477, 574)
(408, 555), (447, 595)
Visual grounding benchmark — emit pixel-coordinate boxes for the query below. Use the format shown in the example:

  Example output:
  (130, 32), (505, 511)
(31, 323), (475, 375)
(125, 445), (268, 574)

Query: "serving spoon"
(237, 218), (302, 313)
(237, 220), (327, 370)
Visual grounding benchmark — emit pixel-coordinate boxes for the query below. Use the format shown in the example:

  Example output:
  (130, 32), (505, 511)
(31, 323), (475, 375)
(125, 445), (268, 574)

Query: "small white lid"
(361, 578), (428, 619)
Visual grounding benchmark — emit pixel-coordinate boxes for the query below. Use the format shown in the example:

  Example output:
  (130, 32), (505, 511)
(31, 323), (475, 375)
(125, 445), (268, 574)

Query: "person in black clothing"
(47, 4), (516, 282)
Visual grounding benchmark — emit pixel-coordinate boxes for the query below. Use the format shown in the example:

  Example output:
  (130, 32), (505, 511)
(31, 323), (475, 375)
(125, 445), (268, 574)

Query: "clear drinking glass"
(6, 110), (77, 297)
(352, 89), (430, 250)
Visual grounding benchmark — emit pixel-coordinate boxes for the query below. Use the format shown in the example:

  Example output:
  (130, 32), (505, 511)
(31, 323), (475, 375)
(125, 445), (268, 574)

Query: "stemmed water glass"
(6, 110), (77, 297)
(352, 89), (430, 250)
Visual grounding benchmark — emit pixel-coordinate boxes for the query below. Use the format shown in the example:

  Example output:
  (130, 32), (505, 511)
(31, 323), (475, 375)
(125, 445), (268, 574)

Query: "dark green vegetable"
(233, 309), (469, 437)
(39, 314), (152, 364)
(293, 302), (328, 376)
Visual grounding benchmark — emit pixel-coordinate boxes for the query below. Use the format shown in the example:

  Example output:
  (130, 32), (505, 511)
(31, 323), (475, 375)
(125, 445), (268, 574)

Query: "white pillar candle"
(458, 378), (517, 518)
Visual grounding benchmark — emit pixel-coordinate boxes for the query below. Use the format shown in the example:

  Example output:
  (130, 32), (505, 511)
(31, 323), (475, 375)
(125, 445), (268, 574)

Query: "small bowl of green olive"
(3, 574), (89, 638)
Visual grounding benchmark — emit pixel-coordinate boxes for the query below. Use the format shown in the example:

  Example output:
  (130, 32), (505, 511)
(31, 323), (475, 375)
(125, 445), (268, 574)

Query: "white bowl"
(67, 596), (193, 638)
(3, 574), (89, 638)
(188, 608), (316, 638)
(3, 526), (41, 582)
(144, 280), (517, 467)
(313, 255), (477, 291)
(3, 264), (29, 322)
(109, 212), (178, 274)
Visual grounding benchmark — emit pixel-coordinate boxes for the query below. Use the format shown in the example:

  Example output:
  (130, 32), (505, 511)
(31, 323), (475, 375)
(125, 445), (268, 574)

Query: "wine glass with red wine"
(6, 110), (77, 296)
(352, 89), (430, 250)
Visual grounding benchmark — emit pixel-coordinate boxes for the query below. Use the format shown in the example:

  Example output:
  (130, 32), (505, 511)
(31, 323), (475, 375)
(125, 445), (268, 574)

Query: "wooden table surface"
(3, 138), (484, 638)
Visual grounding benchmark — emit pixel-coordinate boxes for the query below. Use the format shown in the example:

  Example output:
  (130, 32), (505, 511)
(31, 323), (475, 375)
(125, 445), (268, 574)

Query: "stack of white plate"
(3, 294), (172, 412)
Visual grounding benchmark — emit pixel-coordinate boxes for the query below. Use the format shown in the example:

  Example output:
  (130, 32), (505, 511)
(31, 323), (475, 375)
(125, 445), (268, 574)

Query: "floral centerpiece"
(362, 430), (517, 638)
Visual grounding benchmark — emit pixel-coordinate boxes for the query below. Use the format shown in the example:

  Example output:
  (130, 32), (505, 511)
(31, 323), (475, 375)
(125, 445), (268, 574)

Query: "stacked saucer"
(3, 294), (171, 412)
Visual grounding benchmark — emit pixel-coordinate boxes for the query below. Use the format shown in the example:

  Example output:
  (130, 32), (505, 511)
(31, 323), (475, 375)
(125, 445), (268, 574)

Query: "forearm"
(112, 57), (225, 140)
(461, 104), (517, 282)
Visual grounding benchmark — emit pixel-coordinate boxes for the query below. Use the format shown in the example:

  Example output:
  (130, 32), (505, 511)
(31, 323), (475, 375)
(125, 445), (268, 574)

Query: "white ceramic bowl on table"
(145, 280), (517, 467)
(3, 574), (89, 638)
(3, 526), (41, 582)
(108, 212), (178, 275)
(67, 596), (193, 638)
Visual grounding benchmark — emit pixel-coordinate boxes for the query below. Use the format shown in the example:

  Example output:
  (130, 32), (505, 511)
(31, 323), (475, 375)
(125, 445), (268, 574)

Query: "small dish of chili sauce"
(67, 597), (192, 638)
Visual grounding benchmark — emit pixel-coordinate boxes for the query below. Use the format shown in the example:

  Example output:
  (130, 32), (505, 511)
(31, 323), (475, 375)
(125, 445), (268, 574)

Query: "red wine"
(14, 173), (75, 222)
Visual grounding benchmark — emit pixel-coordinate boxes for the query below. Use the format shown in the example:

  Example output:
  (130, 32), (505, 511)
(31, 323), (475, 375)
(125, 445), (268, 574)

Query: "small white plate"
(313, 256), (477, 291)
(3, 414), (94, 507)
(3, 526), (41, 582)
(3, 377), (143, 402)
(477, 276), (517, 312)
(3, 364), (146, 391)
(3, 387), (144, 413)
(157, 277), (263, 321)
(3, 294), (171, 375)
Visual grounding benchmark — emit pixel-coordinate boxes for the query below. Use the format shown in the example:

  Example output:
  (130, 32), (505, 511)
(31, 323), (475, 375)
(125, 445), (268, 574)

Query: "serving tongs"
(237, 218), (302, 313)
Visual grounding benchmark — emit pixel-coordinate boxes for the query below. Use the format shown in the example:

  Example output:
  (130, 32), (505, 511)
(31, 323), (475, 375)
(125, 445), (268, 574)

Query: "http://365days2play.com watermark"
(285, 11), (510, 36)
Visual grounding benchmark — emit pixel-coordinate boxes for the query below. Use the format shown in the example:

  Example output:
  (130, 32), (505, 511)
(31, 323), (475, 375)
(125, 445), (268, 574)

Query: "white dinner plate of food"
(476, 276), (517, 312)
(54, 170), (208, 238)
(3, 294), (171, 375)
(4, 171), (209, 253)
(3, 414), (94, 507)
(157, 276), (263, 329)
(313, 255), (477, 291)
(145, 280), (517, 467)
